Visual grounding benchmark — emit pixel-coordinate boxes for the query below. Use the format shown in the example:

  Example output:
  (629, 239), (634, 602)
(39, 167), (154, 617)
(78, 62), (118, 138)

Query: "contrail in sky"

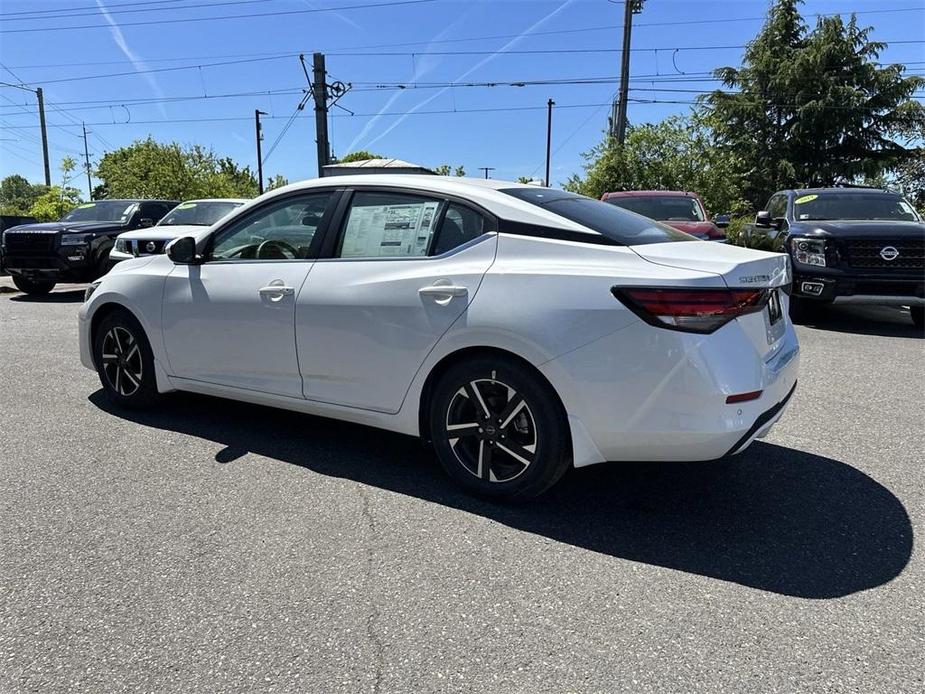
(95, 0), (167, 117)
(364, 0), (579, 150)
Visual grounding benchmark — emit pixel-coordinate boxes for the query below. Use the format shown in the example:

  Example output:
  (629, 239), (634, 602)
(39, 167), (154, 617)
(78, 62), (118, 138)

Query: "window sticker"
(77, 202), (95, 209)
(176, 202), (197, 209)
(794, 194), (818, 205)
(341, 201), (440, 257)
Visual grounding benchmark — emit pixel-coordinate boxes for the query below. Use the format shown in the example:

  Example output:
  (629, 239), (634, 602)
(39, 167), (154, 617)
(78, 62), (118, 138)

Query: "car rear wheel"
(12, 276), (55, 295)
(911, 306), (924, 330)
(429, 356), (572, 500)
(93, 310), (159, 409)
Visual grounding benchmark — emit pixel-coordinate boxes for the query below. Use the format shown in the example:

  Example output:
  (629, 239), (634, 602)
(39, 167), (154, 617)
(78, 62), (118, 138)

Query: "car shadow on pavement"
(799, 303), (923, 338)
(9, 289), (85, 303)
(90, 390), (913, 600)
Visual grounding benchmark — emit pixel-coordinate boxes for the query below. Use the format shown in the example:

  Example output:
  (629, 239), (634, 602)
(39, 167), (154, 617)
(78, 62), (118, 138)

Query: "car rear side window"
(337, 192), (442, 258)
(500, 188), (695, 245)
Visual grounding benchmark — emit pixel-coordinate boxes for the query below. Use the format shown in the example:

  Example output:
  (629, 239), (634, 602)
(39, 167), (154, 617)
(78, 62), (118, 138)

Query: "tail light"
(611, 286), (769, 334)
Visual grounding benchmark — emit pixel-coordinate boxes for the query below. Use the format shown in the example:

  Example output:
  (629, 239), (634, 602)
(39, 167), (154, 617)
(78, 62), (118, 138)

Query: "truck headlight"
(61, 233), (89, 246)
(791, 238), (826, 267)
(84, 281), (101, 303)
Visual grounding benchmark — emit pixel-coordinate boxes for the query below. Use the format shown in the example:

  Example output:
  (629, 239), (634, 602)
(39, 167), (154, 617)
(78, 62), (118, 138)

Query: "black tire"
(12, 276), (55, 295)
(93, 309), (160, 409)
(788, 295), (821, 324)
(911, 306), (924, 330)
(429, 355), (572, 501)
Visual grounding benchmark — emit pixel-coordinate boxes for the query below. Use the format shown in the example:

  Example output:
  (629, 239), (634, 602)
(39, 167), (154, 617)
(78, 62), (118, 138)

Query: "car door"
(296, 189), (497, 413)
(161, 190), (337, 398)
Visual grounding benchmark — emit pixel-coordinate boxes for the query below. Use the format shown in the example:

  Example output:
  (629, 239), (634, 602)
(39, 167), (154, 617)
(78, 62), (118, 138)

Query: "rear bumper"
(539, 315), (800, 466)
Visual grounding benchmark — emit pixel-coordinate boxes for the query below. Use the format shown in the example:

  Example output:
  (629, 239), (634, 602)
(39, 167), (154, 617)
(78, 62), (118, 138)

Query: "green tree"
(28, 158), (83, 221)
(702, 0), (924, 208)
(564, 115), (746, 215)
(265, 174), (290, 191)
(337, 150), (384, 163)
(0, 174), (47, 215)
(434, 164), (466, 176)
(95, 137), (258, 200)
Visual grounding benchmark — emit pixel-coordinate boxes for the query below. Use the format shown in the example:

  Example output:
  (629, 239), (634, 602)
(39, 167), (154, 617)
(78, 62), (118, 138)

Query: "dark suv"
(753, 187), (924, 327)
(1, 199), (178, 295)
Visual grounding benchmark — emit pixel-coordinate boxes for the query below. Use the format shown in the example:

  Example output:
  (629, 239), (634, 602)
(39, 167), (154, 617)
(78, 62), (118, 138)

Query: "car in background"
(110, 198), (249, 264)
(1, 200), (178, 295)
(79, 175), (797, 500)
(752, 187), (924, 327)
(601, 190), (726, 240)
(1, 214), (38, 276)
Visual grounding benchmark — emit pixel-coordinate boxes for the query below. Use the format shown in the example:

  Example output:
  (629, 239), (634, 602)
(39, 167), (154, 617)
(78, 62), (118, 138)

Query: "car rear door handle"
(419, 285), (468, 298)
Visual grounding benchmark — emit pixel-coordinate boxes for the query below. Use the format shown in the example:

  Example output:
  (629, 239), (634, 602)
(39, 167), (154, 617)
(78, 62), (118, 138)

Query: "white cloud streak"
(363, 0), (579, 150)
(95, 0), (167, 117)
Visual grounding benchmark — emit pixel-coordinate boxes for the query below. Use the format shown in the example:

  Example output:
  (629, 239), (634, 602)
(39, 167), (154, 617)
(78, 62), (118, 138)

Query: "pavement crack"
(358, 485), (385, 694)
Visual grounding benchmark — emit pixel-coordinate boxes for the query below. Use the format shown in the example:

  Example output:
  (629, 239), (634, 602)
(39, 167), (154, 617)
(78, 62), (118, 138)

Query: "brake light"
(611, 287), (769, 334)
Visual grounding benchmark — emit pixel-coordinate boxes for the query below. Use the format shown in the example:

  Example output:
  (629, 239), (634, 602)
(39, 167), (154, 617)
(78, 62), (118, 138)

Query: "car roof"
(602, 190), (699, 198)
(789, 187), (893, 195)
(176, 198), (250, 204)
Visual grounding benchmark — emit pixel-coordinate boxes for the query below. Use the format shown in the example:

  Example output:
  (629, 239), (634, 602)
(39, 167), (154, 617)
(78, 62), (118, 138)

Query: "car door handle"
(419, 285), (468, 298)
(258, 284), (295, 301)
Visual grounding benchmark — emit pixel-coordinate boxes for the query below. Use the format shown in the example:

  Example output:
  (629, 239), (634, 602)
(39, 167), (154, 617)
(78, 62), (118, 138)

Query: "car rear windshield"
(794, 192), (920, 221)
(604, 195), (705, 222)
(60, 201), (136, 223)
(158, 200), (245, 226)
(500, 188), (695, 245)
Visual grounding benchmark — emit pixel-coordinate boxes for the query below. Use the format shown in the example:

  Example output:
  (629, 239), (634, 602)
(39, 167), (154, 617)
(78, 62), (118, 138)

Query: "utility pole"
(255, 109), (267, 194)
(545, 98), (554, 187)
(312, 52), (330, 177)
(36, 87), (50, 186)
(613, 0), (644, 145)
(81, 122), (92, 199)
(479, 167), (495, 179)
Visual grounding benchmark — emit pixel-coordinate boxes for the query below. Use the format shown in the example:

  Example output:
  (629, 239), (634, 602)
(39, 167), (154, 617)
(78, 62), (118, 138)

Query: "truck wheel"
(911, 306), (924, 330)
(12, 276), (55, 295)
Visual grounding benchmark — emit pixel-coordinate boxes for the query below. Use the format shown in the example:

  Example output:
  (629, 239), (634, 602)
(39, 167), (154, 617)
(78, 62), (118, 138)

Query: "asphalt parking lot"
(1, 279), (922, 693)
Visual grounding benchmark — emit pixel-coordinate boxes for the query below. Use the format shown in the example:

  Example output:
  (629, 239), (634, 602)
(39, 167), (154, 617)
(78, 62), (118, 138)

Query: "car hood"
(662, 220), (722, 239)
(3, 221), (125, 234)
(789, 220), (925, 238)
(118, 224), (204, 241)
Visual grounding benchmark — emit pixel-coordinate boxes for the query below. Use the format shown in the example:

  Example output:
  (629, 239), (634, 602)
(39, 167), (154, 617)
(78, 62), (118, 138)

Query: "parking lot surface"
(1, 279), (923, 693)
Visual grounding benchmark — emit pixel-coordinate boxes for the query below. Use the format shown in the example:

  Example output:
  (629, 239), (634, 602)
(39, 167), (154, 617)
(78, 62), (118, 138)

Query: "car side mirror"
(139, 217), (155, 228)
(167, 236), (200, 264)
(755, 211), (772, 227)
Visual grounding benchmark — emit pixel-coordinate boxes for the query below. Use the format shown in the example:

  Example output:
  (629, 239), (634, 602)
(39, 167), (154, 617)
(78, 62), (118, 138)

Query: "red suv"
(601, 190), (725, 240)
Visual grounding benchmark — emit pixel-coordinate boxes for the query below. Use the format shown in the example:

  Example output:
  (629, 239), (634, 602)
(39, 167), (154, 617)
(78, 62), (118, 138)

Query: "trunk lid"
(631, 241), (791, 358)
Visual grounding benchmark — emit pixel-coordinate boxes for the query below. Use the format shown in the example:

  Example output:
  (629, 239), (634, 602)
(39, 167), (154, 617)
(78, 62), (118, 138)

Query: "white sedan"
(109, 198), (248, 263)
(79, 176), (799, 499)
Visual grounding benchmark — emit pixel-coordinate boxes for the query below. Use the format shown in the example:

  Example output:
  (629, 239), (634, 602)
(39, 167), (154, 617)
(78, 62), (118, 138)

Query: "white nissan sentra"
(79, 176), (799, 500)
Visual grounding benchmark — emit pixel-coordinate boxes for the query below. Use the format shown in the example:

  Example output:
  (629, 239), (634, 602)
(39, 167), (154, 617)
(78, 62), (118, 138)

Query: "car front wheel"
(912, 306), (924, 330)
(429, 356), (572, 500)
(12, 276), (55, 295)
(93, 310), (159, 408)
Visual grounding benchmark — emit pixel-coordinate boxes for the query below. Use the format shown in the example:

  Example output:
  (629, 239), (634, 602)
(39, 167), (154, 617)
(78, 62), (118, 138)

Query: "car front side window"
(209, 193), (333, 261)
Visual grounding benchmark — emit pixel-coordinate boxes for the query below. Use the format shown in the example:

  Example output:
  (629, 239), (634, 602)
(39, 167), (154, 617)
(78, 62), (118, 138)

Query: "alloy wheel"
(444, 377), (537, 483)
(101, 326), (143, 397)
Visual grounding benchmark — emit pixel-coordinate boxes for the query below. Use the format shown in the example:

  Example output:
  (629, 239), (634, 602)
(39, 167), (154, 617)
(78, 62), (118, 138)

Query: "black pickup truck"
(752, 187), (924, 328)
(1, 199), (177, 295)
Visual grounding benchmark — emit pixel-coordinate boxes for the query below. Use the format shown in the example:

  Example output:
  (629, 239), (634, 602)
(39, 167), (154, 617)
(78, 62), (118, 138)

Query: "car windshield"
(794, 192), (920, 221)
(158, 200), (244, 226)
(604, 195), (705, 222)
(60, 201), (136, 223)
(501, 188), (695, 245)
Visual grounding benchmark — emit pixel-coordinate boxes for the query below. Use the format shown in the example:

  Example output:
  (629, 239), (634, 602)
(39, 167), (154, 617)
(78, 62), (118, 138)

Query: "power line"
(2, 0), (273, 22)
(0, 0), (436, 34)
(0, 0), (189, 18)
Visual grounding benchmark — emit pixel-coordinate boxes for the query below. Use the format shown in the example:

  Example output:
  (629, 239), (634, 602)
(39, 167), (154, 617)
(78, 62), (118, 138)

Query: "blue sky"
(1, 0), (923, 196)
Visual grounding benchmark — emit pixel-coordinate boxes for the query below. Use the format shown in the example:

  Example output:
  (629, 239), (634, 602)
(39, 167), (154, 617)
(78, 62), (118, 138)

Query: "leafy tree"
(265, 174), (290, 191)
(337, 150), (384, 163)
(564, 115), (746, 214)
(0, 175), (47, 215)
(95, 137), (258, 200)
(434, 164), (466, 176)
(702, 0), (925, 208)
(28, 159), (83, 221)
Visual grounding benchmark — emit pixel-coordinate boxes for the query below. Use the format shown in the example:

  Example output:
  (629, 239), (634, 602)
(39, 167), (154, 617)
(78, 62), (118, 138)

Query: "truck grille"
(4, 232), (56, 254)
(843, 239), (924, 270)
